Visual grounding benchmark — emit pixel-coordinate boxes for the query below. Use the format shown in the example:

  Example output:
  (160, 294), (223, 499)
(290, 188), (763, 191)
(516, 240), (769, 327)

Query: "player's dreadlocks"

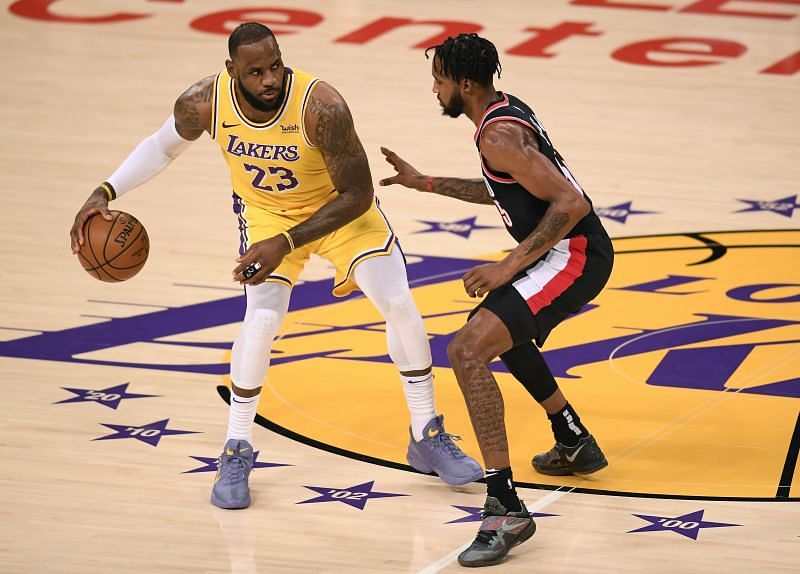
(228, 22), (275, 58)
(425, 34), (502, 86)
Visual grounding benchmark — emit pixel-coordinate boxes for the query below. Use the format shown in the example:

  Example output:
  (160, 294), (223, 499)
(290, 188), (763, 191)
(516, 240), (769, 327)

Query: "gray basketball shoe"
(406, 415), (483, 485)
(210, 438), (254, 509)
(532, 434), (608, 476)
(458, 496), (537, 567)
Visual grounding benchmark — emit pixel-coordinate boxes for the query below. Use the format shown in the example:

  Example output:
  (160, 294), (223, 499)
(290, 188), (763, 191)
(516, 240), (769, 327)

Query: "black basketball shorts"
(469, 230), (614, 347)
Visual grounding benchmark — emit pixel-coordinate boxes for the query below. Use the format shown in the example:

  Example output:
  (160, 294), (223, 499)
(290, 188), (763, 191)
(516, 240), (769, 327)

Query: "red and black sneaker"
(457, 497), (537, 568)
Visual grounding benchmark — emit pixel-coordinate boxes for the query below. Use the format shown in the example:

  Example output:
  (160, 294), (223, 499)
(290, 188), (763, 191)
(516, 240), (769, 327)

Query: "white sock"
(402, 372), (436, 441)
(226, 387), (260, 443)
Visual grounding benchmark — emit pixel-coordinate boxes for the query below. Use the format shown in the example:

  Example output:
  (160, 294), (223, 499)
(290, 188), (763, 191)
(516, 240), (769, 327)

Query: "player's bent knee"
(447, 332), (473, 365)
(387, 290), (421, 324)
(447, 329), (493, 366)
(246, 308), (281, 343)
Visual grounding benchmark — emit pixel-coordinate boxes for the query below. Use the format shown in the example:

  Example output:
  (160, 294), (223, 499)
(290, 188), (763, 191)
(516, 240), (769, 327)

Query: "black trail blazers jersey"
(474, 92), (604, 244)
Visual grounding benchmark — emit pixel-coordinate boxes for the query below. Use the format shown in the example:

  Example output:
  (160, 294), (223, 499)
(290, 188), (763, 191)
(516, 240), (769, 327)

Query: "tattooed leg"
(446, 309), (515, 470)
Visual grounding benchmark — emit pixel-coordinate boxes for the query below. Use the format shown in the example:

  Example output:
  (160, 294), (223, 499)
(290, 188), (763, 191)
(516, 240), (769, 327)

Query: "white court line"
(416, 488), (573, 574)
(607, 319), (800, 463)
(261, 288), (403, 448)
(417, 321), (798, 573)
(261, 266), (477, 448)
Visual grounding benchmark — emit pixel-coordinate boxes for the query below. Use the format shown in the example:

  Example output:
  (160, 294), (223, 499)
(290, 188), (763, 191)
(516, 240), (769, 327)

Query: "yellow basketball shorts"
(232, 193), (396, 297)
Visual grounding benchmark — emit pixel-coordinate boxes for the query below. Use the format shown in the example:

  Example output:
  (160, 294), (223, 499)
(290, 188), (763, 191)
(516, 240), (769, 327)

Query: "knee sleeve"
(230, 308), (281, 390)
(354, 250), (431, 371)
(500, 341), (558, 403)
(242, 281), (291, 323)
(384, 291), (432, 372)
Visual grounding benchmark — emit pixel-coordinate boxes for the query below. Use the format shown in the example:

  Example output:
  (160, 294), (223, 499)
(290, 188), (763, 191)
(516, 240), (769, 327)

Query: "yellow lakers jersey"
(211, 67), (335, 214)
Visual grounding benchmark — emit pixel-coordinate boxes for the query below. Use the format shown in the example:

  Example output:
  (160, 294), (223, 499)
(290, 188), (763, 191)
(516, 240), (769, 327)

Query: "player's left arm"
(462, 121), (591, 297)
(292, 81), (374, 246)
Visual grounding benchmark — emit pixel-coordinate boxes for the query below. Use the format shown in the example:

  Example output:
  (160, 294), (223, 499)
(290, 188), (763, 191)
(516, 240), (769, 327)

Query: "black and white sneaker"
(531, 434), (608, 476)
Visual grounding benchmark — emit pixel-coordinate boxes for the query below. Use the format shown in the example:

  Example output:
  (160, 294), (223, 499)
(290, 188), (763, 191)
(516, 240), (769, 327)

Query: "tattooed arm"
(429, 178), (493, 204)
(461, 121), (591, 298)
(379, 147), (493, 205)
(483, 121), (589, 268)
(282, 82), (374, 248)
(173, 75), (215, 139)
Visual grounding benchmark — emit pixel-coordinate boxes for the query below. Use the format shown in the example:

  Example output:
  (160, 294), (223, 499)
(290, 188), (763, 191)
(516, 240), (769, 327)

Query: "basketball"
(77, 210), (149, 282)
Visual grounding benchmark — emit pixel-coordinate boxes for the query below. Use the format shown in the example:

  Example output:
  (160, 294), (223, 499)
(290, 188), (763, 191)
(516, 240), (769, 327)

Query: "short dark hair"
(425, 33), (501, 86)
(228, 22), (275, 58)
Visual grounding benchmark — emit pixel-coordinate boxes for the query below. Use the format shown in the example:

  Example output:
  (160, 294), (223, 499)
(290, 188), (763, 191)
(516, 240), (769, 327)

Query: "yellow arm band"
(100, 182), (116, 201)
(280, 230), (295, 251)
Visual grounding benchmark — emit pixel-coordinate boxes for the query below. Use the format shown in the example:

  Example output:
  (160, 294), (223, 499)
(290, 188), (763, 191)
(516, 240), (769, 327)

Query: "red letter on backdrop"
(335, 17), (482, 48)
(190, 7), (322, 35)
(612, 37), (747, 66)
(570, 0), (672, 11)
(761, 50), (800, 74)
(507, 22), (603, 58)
(681, 0), (799, 20)
(9, 0), (150, 23)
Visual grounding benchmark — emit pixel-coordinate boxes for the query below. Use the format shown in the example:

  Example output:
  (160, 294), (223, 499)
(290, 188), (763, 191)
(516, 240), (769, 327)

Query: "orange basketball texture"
(77, 211), (149, 282)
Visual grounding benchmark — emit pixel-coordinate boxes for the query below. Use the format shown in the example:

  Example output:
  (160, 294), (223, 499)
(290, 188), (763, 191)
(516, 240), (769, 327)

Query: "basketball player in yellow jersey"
(69, 22), (482, 509)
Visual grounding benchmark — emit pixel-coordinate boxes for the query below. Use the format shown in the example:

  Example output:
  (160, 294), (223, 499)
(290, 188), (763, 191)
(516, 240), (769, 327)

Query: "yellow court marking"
(231, 231), (800, 499)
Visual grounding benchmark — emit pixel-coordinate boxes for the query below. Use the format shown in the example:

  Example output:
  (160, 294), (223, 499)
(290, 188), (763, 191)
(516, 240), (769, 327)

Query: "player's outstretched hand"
(70, 187), (113, 254)
(379, 147), (425, 190)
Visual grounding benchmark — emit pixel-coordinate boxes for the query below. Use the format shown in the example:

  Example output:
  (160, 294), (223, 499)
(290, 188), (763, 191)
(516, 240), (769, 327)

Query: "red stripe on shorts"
(526, 235), (588, 314)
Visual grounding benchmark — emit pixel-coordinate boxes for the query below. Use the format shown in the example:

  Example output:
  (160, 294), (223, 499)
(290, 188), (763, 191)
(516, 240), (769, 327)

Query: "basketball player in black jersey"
(380, 34), (614, 567)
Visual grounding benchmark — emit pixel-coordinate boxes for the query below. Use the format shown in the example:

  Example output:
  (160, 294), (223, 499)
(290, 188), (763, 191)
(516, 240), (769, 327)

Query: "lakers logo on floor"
(244, 230), (800, 500)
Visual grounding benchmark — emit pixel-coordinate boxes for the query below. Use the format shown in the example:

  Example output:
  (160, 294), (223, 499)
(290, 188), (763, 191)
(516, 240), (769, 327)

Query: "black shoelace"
(474, 529), (497, 547)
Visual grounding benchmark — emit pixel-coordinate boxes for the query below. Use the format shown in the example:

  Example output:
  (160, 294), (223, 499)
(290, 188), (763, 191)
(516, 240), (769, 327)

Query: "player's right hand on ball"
(379, 147), (426, 190)
(70, 187), (113, 254)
